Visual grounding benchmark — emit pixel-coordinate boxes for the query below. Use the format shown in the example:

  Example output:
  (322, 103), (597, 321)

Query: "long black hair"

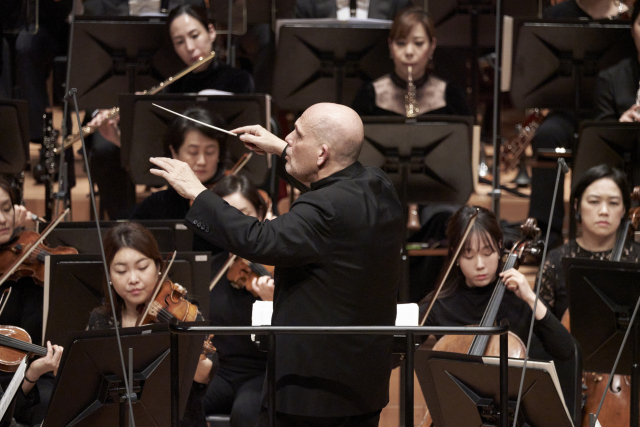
(211, 174), (267, 220)
(571, 164), (630, 223)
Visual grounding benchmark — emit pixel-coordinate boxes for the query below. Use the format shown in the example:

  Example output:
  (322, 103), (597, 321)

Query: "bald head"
(301, 103), (364, 166)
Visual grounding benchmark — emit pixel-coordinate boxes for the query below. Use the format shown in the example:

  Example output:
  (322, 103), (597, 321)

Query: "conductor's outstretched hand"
(231, 125), (288, 156)
(149, 157), (207, 201)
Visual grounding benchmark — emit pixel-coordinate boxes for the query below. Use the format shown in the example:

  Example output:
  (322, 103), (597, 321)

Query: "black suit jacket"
(185, 161), (403, 417)
(295, 0), (412, 19)
(595, 57), (640, 121)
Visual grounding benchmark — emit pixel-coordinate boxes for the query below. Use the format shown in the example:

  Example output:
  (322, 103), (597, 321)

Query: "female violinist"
(418, 205), (574, 362)
(205, 174), (273, 427)
(539, 164), (640, 321)
(0, 176), (63, 427)
(86, 222), (214, 427)
(130, 107), (229, 223)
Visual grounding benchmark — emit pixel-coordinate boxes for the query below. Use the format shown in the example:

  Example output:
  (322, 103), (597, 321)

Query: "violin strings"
(0, 334), (46, 355)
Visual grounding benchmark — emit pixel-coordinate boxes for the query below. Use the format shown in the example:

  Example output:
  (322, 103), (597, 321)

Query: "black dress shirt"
(595, 56), (640, 121)
(185, 161), (404, 417)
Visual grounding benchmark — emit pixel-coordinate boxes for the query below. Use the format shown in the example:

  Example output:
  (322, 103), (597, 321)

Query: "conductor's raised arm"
(231, 124), (288, 156)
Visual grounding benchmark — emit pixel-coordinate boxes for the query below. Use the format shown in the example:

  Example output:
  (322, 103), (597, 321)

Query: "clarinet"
(405, 66), (419, 118)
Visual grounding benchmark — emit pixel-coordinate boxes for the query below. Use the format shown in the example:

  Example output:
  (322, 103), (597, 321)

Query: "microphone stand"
(490, 0), (504, 217)
(511, 158), (569, 427)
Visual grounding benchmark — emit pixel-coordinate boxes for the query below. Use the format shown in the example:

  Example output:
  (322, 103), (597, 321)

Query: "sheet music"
(0, 357), (27, 422)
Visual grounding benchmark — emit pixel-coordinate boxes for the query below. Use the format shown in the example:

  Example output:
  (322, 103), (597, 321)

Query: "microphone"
(511, 158), (568, 427)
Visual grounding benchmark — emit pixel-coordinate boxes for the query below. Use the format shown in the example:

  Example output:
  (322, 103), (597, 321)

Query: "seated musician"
(352, 7), (471, 118)
(0, 176), (62, 427)
(205, 174), (273, 427)
(419, 205), (574, 362)
(87, 4), (253, 219)
(539, 164), (640, 320)
(594, 1), (640, 122)
(86, 222), (214, 427)
(130, 107), (228, 221)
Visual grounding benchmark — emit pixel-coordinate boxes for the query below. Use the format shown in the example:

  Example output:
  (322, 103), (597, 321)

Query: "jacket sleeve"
(594, 70), (618, 121)
(185, 190), (331, 267)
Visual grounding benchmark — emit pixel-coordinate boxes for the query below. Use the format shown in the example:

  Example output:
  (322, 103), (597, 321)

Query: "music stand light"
(358, 116), (474, 205)
(0, 100), (29, 174)
(119, 94), (271, 187)
(68, 17), (183, 109)
(509, 19), (635, 112)
(43, 252), (214, 346)
(42, 323), (204, 427)
(415, 349), (573, 427)
(273, 19), (393, 109)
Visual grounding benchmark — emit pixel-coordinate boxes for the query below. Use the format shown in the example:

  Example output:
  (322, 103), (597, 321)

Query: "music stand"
(415, 349), (573, 427)
(0, 100), (29, 175)
(359, 116), (474, 205)
(68, 17), (183, 109)
(119, 94), (272, 187)
(42, 322), (204, 427)
(273, 19), (393, 109)
(565, 258), (640, 427)
(509, 19), (635, 112)
(43, 252), (214, 346)
(41, 220), (195, 253)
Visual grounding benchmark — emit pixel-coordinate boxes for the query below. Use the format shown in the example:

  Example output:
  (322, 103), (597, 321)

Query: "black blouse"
(539, 239), (640, 319)
(543, 0), (591, 19)
(166, 60), (254, 94)
(420, 279), (575, 361)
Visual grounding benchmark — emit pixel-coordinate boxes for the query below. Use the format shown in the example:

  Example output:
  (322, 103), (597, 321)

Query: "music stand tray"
(508, 19), (635, 111)
(0, 100), (29, 175)
(68, 17), (183, 109)
(119, 94), (272, 187)
(415, 349), (573, 427)
(42, 323), (205, 427)
(358, 116), (474, 205)
(273, 19), (393, 109)
(43, 252), (213, 346)
(574, 121), (640, 189)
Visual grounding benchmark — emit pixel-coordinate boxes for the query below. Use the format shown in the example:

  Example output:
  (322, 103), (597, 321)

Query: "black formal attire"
(295, 0), (411, 19)
(539, 239), (640, 320)
(0, 277), (50, 426)
(527, 0), (592, 248)
(203, 252), (267, 426)
(86, 308), (215, 427)
(594, 56), (640, 121)
(420, 279), (575, 361)
(185, 160), (404, 422)
(166, 60), (254, 95)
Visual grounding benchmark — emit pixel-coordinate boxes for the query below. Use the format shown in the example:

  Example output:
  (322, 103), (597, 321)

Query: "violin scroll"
(519, 218), (541, 241)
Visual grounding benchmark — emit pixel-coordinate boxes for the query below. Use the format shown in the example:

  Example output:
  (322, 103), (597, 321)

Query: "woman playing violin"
(86, 222), (214, 427)
(205, 174), (273, 427)
(130, 107), (229, 223)
(0, 176), (63, 427)
(539, 164), (640, 321)
(419, 205), (574, 362)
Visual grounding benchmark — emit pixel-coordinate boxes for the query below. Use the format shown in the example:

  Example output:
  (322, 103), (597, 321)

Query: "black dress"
(166, 60), (255, 95)
(86, 307), (212, 427)
(539, 239), (640, 320)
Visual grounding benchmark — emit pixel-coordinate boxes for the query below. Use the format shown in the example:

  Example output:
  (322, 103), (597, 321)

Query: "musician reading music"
(418, 205), (574, 361)
(149, 102), (404, 427)
(86, 222), (215, 427)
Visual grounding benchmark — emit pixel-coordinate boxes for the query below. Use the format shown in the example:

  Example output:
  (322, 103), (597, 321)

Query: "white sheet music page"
(0, 356), (27, 421)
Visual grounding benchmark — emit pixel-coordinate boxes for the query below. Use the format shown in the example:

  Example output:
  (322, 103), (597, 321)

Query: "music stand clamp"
(565, 258), (640, 427)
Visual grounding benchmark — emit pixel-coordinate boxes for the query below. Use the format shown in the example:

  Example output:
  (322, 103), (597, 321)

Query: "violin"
(226, 256), (274, 298)
(0, 230), (77, 286)
(0, 325), (47, 372)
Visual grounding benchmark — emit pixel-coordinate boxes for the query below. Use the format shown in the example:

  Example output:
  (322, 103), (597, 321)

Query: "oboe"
(54, 52), (215, 154)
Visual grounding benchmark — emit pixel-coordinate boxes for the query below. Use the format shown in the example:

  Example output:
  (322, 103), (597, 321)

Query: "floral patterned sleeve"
(537, 245), (570, 320)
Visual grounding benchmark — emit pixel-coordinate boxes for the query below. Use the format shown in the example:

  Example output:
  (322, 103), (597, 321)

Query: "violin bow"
(0, 208), (70, 288)
(419, 207), (479, 327)
(209, 254), (238, 292)
(136, 251), (177, 327)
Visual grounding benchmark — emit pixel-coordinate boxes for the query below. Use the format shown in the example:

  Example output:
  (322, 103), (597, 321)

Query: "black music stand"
(509, 19), (635, 112)
(415, 349), (573, 427)
(272, 19), (392, 109)
(565, 258), (640, 427)
(359, 116), (474, 205)
(42, 323), (204, 427)
(119, 94), (272, 187)
(41, 220), (195, 253)
(43, 252), (214, 346)
(68, 17), (183, 109)
(0, 100), (29, 175)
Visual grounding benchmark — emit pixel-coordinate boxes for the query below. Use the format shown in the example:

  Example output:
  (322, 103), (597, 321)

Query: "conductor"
(150, 103), (404, 426)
